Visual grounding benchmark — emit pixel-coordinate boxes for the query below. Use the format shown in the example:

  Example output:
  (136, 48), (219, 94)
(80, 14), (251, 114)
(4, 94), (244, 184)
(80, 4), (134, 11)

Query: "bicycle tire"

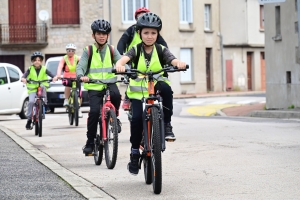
(104, 110), (118, 169)
(150, 107), (162, 194)
(143, 154), (152, 184)
(34, 115), (38, 136)
(74, 90), (79, 126)
(94, 134), (104, 165)
(68, 97), (74, 125)
(38, 101), (43, 137)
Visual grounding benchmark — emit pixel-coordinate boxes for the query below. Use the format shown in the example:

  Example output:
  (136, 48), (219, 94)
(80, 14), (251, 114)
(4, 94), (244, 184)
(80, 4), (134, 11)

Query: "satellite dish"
(38, 10), (49, 21)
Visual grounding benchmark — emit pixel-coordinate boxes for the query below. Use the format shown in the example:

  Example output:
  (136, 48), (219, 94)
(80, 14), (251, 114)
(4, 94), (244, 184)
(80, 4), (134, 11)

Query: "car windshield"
(47, 61), (63, 75)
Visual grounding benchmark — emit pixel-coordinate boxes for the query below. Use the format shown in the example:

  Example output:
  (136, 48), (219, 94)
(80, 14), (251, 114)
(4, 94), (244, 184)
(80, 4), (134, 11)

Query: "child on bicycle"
(77, 19), (124, 154)
(21, 52), (58, 130)
(115, 13), (187, 175)
(56, 43), (83, 118)
(117, 7), (168, 110)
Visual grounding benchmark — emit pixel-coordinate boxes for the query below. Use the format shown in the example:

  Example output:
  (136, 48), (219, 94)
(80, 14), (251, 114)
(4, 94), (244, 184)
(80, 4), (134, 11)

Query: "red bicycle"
(85, 78), (123, 169)
(27, 79), (52, 137)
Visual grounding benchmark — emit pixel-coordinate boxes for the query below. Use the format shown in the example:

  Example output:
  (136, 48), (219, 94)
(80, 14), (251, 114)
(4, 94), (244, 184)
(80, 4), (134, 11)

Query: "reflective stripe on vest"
(126, 44), (170, 100)
(84, 44), (117, 91)
(26, 66), (49, 94)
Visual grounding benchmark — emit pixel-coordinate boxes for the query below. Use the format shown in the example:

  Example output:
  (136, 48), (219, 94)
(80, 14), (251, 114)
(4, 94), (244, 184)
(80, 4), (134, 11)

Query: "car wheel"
(19, 98), (29, 119)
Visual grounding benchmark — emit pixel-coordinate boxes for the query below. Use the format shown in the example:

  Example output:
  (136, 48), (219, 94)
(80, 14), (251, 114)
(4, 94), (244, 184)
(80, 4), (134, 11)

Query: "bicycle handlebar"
(111, 65), (189, 75)
(26, 79), (53, 84)
(86, 78), (125, 84)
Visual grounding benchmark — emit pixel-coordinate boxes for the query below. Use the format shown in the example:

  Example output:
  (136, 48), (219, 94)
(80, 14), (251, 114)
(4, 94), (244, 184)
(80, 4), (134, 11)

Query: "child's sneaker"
(63, 99), (69, 106)
(25, 119), (32, 130)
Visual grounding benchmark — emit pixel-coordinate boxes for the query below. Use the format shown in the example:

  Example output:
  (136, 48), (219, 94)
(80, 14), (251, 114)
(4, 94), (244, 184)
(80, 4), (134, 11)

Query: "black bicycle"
(113, 65), (189, 194)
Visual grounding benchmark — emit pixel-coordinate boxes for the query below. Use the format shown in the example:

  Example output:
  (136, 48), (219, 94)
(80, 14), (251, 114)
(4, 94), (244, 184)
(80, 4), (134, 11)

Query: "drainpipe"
(218, 0), (225, 92)
(109, 0), (112, 44)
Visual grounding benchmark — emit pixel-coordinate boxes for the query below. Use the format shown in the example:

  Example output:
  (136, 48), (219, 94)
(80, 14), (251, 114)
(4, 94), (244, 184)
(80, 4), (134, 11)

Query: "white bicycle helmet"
(65, 43), (77, 50)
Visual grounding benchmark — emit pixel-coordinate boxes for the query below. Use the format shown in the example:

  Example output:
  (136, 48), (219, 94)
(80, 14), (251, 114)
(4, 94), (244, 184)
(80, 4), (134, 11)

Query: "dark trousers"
(130, 81), (173, 149)
(86, 84), (121, 143)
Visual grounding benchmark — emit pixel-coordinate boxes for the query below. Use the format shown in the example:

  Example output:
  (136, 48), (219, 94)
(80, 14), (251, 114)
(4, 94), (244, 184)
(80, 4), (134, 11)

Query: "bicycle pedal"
(165, 138), (176, 142)
(85, 153), (94, 156)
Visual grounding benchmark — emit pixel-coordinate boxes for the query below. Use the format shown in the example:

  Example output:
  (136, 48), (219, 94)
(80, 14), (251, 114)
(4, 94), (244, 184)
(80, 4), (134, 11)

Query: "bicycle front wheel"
(34, 115), (38, 136)
(104, 110), (118, 169)
(150, 107), (162, 194)
(74, 90), (79, 126)
(38, 101), (43, 137)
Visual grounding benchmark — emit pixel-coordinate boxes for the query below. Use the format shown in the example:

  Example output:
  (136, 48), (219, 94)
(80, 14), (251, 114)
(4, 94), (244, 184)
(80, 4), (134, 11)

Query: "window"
(204, 4), (211, 30)
(122, 0), (148, 23)
(180, 0), (193, 23)
(180, 48), (193, 82)
(7, 67), (19, 83)
(0, 67), (8, 85)
(260, 5), (264, 29)
(52, 0), (80, 24)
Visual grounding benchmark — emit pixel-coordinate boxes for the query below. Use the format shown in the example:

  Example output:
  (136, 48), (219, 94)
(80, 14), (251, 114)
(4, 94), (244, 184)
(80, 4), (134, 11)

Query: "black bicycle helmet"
(91, 19), (111, 34)
(31, 51), (44, 61)
(136, 12), (162, 31)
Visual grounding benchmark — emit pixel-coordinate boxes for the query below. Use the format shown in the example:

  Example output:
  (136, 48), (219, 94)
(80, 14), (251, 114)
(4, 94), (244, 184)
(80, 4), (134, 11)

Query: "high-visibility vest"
(126, 44), (170, 100)
(26, 66), (49, 94)
(83, 44), (117, 91)
(126, 30), (142, 53)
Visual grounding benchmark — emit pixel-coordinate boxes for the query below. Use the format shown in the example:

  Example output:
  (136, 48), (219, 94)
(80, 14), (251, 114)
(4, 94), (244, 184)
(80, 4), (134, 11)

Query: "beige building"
(220, 0), (265, 92)
(0, 0), (267, 95)
(264, 0), (300, 109)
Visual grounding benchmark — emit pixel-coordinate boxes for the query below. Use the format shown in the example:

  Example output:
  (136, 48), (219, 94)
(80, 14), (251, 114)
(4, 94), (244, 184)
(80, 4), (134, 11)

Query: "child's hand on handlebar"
(176, 61), (186, 69)
(115, 64), (126, 73)
(21, 78), (27, 84)
(80, 76), (90, 82)
(52, 76), (58, 82)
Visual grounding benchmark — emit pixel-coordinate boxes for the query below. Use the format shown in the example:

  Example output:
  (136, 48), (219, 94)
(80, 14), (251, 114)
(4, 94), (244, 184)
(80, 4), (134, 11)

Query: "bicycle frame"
(101, 87), (116, 141)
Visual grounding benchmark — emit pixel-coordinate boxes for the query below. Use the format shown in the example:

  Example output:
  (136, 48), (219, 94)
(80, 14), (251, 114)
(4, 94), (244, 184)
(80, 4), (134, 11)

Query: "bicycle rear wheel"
(104, 109), (118, 169)
(150, 107), (162, 194)
(38, 101), (43, 137)
(68, 97), (74, 125)
(94, 134), (104, 165)
(74, 90), (79, 126)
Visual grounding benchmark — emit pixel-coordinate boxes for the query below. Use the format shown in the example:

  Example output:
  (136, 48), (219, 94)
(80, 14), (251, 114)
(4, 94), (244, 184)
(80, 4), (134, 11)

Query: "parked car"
(0, 63), (28, 119)
(45, 56), (89, 113)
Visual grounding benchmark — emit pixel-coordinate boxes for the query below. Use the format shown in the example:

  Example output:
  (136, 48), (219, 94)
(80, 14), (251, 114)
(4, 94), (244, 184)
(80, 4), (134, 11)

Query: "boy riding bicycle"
(56, 43), (83, 118)
(115, 13), (187, 175)
(77, 19), (124, 155)
(21, 52), (58, 130)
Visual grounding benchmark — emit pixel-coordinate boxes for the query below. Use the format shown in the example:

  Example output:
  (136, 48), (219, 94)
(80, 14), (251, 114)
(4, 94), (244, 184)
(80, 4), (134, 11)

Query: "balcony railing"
(0, 23), (48, 47)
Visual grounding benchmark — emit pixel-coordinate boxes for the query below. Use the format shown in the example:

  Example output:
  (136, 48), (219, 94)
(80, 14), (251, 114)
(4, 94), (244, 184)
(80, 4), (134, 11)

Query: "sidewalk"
(173, 90), (265, 99)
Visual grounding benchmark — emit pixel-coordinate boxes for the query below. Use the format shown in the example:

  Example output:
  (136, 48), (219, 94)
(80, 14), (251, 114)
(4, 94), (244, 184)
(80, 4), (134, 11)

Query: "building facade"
(220, 0), (265, 92)
(0, 0), (266, 95)
(264, 0), (300, 109)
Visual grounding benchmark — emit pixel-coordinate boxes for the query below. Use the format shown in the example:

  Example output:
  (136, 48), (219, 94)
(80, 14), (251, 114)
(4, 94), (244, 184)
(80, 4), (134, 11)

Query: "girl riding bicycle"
(115, 12), (187, 175)
(21, 52), (58, 130)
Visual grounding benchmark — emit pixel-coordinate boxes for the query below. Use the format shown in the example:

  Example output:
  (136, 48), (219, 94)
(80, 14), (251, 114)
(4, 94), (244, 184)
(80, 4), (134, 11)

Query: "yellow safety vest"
(26, 65), (49, 94)
(64, 54), (78, 72)
(84, 44), (117, 91)
(126, 44), (170, 100)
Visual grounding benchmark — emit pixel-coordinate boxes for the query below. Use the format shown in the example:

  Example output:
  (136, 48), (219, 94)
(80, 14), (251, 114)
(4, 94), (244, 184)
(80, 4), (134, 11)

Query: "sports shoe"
(63, 99), (69, 106)
(78, 109), (83, 118)
(25, 119), (32, 130)
(165, 123), (176, 141)
(122, 98), (130, 110)
(82, 142), (94, 154)
(117, 118), (122, 133)
(127, 153), (140, 175)
(45, 105), (51, 113)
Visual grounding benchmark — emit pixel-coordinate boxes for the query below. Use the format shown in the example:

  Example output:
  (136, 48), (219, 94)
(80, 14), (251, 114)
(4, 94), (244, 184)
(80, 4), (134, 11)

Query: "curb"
(173, 91), (265, 99)
(247, 110), (300, 119)
(0, 125), (114, 200)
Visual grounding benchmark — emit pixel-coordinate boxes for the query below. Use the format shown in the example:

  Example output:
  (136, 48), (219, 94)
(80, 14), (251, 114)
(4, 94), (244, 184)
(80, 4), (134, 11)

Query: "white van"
(45, 56), (89, 113)
(0, 63), (28, 119)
